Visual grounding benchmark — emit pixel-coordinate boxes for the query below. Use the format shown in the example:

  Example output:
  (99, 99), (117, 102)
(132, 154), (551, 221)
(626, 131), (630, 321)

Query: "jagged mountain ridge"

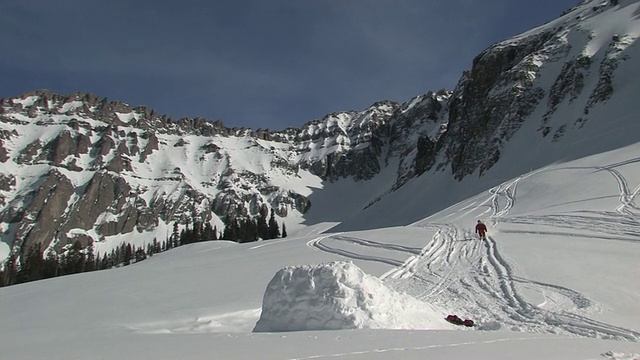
(0, 88), (448, 257)
(1, 0), (637, 260)
(433, 0), (635, 180)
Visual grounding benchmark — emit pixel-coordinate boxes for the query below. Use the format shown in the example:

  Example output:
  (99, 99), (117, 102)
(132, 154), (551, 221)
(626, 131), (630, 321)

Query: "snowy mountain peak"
(0, 88), (435, 259)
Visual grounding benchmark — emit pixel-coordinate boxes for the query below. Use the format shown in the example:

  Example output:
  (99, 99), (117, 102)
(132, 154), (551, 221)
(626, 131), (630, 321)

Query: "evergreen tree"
(61, 241), (86, 275)
(17, 243), (45, 283)
(238, 218), (258, 243)
(179, 219), (189, 246)
(282, 222), (287, 238)
(124, 243), (133, 266)
(192, 218), (202, 242)
(3, 252), (18, 286)
(172, 221), (180, 246)
(135, 247), (146, 262)
(72, 240), (87, 274)
(94, 252), (102, 271)
(85, 242), (96, 272)
(28, 243), (46, 280)
(101, 253), (113, 270)
(222, 224), (230, 240)
(173, 228), (181, 248)
(203, 222), (214, 241)
(112, 247), (121, 267)
(43, 249), (59, 278)
(231, 220), (240, 241)
(268, 211), (280, 239)
(222, 217), (240, 241)
(180, 228), (187, 245)
(257, 211), (268, 240)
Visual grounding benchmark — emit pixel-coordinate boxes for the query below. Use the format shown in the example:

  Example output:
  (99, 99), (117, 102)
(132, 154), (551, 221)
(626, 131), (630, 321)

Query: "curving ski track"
(306, 234), (420, 267)
(307, 166), (640, 341)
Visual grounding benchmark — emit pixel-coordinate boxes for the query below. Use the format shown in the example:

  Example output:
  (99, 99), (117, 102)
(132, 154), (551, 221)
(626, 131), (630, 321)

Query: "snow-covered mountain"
(0, 91), (417, 258)
(1, 0), (638, 264)
(1, 1), (640, 358)
(2, 75), (640, 360)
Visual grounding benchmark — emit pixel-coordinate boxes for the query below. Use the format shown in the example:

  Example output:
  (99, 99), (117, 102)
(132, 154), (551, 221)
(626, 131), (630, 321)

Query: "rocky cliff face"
(441, 31), (551, 180)
(0, 89), (422, 258)
(433, 0), (630, 180)
(0, 0), (635, 261)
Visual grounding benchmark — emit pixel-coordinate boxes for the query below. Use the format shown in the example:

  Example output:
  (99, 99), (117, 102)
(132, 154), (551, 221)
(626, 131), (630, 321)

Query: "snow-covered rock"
(253, 261), (452, 332)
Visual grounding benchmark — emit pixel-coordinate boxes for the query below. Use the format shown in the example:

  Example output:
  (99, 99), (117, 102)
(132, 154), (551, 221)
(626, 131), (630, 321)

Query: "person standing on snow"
(475, 220), (487, 240)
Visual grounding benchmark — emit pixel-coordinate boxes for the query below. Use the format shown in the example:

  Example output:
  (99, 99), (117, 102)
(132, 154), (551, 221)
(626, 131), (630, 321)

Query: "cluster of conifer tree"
(1, 240), (154, 287)
(220, 210), (287, 243)
(1, 211), (287, 287)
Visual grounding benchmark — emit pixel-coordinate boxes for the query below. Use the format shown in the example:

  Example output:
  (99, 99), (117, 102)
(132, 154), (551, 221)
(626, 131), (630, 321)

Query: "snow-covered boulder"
(253, 261), (453, 332)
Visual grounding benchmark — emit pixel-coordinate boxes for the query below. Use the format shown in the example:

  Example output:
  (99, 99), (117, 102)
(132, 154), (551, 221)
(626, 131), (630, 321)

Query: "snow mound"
(253, 261), (453, 332)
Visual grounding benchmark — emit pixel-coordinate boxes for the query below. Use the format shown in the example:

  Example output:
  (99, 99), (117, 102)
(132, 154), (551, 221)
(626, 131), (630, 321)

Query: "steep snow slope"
(333, 0), (640, 232)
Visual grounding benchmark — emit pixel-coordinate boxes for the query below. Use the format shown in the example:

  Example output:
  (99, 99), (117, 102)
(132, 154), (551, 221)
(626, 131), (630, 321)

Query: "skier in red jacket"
(475, 220), (487, 240)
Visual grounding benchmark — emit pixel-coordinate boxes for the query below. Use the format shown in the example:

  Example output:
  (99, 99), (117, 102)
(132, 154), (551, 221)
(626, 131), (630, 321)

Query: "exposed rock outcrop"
(11, 170), (75, 253)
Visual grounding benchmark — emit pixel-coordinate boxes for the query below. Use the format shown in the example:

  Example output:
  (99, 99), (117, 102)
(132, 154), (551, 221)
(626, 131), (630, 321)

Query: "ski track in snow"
(501, 162), (640, 240)
(306, 234), (420, 267)
(308, 165), (640, 342)
(407, 174), (640, 341)
(596, 165), (640, 216)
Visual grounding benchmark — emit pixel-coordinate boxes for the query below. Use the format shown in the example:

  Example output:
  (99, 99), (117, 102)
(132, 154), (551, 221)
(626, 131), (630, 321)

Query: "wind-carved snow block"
(253, 261), (450, 332)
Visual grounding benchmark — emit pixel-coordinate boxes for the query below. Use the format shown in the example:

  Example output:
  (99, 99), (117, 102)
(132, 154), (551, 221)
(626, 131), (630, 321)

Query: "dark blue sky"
(0, 0), (579, 130)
